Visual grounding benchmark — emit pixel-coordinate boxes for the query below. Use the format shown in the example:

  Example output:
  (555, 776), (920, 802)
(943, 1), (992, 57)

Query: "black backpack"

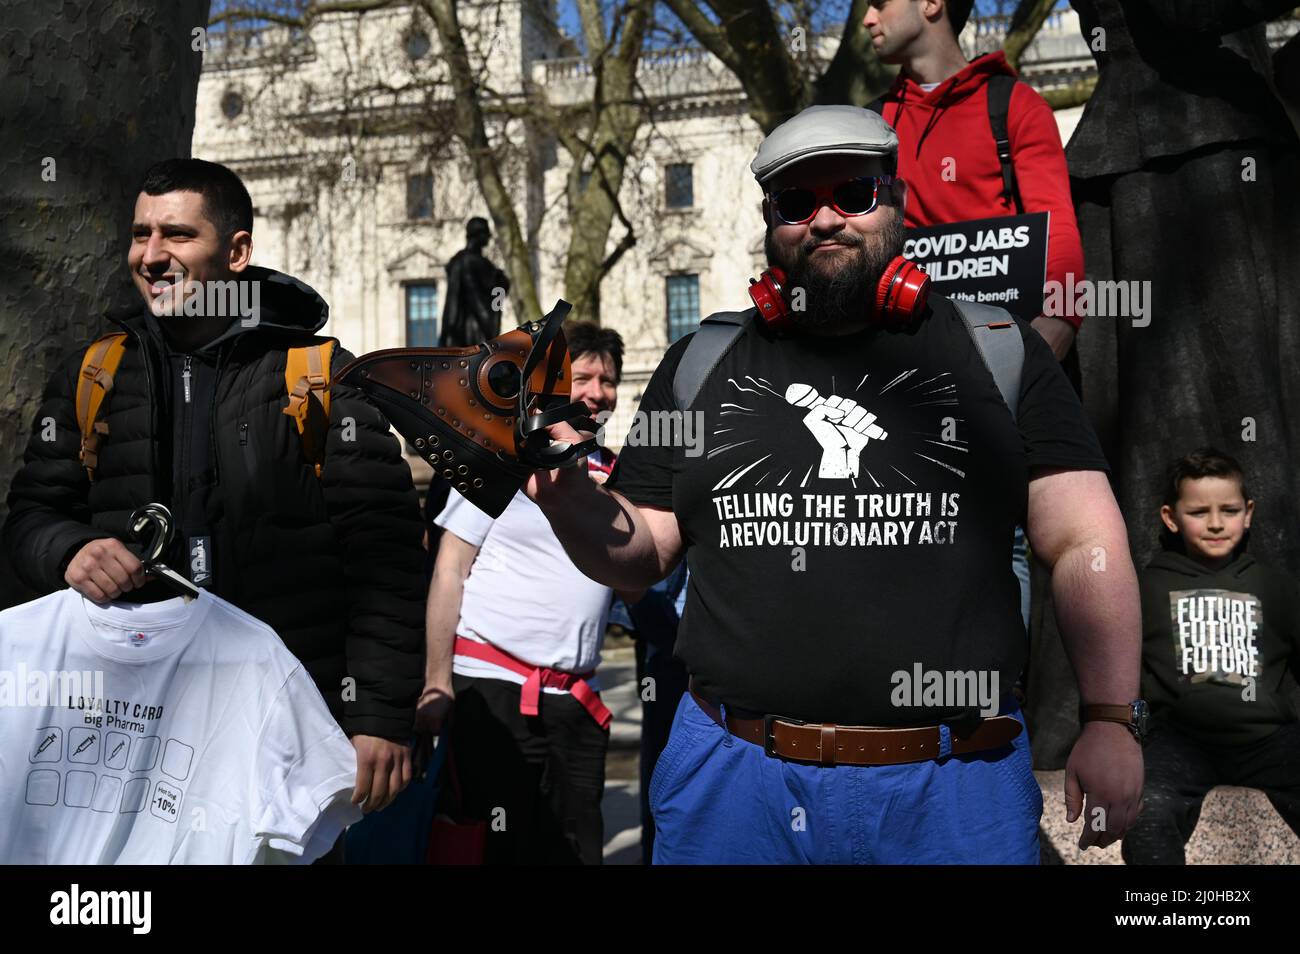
(868, 73), (1024, 214)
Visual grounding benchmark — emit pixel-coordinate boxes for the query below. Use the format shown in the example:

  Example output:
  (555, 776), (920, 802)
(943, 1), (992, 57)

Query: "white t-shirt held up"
(0, 589), (361, 864)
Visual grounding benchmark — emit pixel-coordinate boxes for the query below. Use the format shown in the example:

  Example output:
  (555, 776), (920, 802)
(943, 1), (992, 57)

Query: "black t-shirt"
(607, 294), (1109, 724)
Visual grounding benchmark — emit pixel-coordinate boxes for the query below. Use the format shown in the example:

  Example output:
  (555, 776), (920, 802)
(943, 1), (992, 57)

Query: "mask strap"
(516, 300), (599, 469)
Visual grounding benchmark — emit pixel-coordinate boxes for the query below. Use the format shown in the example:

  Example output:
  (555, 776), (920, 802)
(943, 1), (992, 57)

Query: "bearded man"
(522, 106), (1145, 864)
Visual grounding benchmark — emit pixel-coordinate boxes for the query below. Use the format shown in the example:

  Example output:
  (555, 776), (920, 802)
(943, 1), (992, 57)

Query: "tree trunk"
(814, 0), (896, 109)
(663, 0), (809, 134)
(424, 0), (543, 325)
(559, 0), (651, 324)
(0, 0), (211, 608)
(1004, 0), (1058, 70)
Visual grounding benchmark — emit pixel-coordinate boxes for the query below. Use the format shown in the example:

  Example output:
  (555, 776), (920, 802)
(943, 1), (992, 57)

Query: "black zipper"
(239, 419), (256, 478)
(176, 353), (194, 557)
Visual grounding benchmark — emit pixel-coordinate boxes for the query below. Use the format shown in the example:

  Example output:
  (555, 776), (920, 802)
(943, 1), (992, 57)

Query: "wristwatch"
(1079, 699), (1149, 743)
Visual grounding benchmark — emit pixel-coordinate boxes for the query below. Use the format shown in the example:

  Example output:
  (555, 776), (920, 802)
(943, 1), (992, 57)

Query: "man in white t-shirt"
(0, 589), (361, 864)
(417, 322), (641, 864)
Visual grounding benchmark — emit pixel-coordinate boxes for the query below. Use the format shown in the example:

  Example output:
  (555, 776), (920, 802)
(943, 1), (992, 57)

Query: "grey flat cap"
(751, 105), (898, 184)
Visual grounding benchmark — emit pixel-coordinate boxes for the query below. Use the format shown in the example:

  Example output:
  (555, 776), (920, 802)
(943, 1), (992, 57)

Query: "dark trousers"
(1122, 719), (1300, 864)
(443, 673), (608, 865)
(311, 834), (346, 864)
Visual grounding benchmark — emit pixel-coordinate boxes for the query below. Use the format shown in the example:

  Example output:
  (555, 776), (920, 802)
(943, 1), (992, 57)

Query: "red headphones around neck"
(747, 257), (931, 333)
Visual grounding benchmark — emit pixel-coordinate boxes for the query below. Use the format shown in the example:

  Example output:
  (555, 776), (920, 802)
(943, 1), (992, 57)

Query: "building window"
(407, 173), (434, 220)
(665, 162), (693, 209)
(405, 31), (431, 60)
(666, 274), (700, 343)
(406, 282), (438, 346)
(221, 90), (244, 120)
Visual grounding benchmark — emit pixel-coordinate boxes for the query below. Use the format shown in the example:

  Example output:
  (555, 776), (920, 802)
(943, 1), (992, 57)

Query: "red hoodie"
(879, 52), (1085, 329)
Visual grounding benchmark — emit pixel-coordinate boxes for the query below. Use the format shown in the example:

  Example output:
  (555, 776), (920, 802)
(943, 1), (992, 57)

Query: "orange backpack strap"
(75, 332), (129, 482)
(283, 340), (336, 477)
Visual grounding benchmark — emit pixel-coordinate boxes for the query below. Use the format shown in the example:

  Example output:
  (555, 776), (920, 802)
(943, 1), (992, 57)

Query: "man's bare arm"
(524, 424), (685, 591)
(416, 530), (479, 734)
(1026, 468), (1140, 707)
(1026, 467), (1143, 847)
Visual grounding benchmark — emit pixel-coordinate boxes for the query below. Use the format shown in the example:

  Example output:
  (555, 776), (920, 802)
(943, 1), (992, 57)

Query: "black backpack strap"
(672, 310), (754, 413)
(951, 298), (1024, 420)
(986, 74), (1024, 214)
(866, 96), (886, 116)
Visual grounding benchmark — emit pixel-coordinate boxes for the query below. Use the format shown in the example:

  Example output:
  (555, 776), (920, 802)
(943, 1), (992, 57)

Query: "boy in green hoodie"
(1122, 449), (1300, 864)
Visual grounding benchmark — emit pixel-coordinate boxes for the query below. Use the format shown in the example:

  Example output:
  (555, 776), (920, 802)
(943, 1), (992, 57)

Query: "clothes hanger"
(127, 503), (200, 602)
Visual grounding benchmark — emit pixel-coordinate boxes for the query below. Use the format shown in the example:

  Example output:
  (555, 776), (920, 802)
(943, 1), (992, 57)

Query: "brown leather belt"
(689, 688), (1022, 767)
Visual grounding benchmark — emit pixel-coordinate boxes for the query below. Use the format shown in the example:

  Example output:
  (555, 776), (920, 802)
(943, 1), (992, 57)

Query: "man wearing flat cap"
(524, 106), (1144, 864)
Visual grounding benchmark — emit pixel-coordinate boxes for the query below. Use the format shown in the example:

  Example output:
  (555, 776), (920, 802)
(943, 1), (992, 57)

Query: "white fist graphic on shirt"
(785, 383), (887, 479)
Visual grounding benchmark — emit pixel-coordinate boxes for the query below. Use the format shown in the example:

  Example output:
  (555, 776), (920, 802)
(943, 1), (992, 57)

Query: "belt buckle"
(762, 713), (806, 758)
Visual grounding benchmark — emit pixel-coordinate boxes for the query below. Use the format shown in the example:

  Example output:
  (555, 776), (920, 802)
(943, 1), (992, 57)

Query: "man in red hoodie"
(866, 2), (1089, 691)
(865, 0), (1085, 362)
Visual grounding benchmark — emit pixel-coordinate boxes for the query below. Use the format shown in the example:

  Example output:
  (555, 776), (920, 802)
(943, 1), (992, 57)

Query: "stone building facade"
(194, 2), (1097, 473)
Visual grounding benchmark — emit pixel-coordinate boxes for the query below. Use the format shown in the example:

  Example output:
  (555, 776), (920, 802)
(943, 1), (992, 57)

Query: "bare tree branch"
(1003, 0), (1057, 70)
(558, 0), (652, 323)
(660, 0), (745, 74)
(422, 0), (542, 321)
(208, 0), (394, 29)
(670, 0), (867, 131)
(575, 0), (609, 65)
(709, 0), (806, 131)
(815, 0), (894, 105)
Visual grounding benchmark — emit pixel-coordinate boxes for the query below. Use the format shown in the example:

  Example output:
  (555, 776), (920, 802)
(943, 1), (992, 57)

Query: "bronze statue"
(439, 217), (511, 347)
(1027, 0), (1300, 770)
(1068, 0), (1300, 572)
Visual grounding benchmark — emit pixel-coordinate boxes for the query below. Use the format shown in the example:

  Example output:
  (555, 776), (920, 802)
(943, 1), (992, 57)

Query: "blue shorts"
(649, 693), (1042, 864)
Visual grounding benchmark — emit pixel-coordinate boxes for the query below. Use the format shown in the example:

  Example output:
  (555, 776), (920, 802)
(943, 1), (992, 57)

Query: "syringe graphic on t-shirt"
(36, 733), (57, 756)
(109, 740), (126, 763)
(73, 736), (96, 757)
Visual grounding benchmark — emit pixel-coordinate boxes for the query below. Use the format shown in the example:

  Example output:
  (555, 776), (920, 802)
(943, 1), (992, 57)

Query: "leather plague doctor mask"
(337, 300), (596, 517)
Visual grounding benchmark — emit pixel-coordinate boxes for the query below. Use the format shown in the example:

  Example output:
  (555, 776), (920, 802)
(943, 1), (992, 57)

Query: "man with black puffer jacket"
(3, 158), (425, 823)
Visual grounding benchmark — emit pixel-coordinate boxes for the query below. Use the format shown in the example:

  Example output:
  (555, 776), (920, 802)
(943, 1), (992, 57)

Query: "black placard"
(903, 212), (1049, 323)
